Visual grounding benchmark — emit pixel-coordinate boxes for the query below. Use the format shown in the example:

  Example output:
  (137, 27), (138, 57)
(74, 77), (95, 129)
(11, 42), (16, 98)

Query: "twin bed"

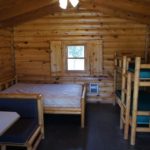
(0, 77), (86, 128)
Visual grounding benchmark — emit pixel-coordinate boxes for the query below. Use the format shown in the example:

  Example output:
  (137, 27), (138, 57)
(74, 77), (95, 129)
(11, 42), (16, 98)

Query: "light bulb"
(59, 0), (68, 9)
(70, 0), (79, 7)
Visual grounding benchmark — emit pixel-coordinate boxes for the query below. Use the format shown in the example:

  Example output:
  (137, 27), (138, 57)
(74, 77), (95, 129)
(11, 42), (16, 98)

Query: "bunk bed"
(114, 52), (135, 107)
(122, 57), (150, 145)
(0, 77), (86, 128)
(114, 55), (128, 129)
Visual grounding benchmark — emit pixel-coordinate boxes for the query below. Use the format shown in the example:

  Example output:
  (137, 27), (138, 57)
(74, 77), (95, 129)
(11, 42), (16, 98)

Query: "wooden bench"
(0, 94), (44, 150)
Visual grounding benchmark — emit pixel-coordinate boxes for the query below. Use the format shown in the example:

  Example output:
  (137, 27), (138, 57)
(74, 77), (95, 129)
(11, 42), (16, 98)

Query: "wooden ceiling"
(0, 0), (150, 27)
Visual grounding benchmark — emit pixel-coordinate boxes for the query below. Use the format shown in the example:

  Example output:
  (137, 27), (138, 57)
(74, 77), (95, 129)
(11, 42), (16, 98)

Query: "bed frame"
(121, 57), (150, 145)
(114, 55), (127, 106)
(114, 54), (130, 129)
(115, 55), (132, 140)
(0, 76), (86, 128)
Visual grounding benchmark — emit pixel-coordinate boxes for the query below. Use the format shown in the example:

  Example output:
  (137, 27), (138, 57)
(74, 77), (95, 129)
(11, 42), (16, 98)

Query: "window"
(67, 45), (85, 71)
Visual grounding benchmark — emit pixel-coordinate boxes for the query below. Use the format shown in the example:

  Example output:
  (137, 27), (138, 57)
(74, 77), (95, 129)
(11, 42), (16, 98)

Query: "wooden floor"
(7, 103), (150, 150)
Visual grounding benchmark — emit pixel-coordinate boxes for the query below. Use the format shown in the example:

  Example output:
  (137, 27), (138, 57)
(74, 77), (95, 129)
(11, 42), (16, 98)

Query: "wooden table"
(0, 111), (20, 136)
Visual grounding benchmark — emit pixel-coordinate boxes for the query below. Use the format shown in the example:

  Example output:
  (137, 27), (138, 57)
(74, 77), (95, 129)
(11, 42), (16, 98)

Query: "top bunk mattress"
(1, 83), (83, 108)
(128, 64), (150, 79)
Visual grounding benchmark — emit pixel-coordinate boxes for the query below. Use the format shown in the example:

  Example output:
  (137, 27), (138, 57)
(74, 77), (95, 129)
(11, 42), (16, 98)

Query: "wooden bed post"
(37, 95), (44, 139)
(124, 72), (131, 140)
(121, 56), (127, 105)
(81, 97), (85, 128)
(113, 53), (117, 106)
(120, 56), (127, 129)
(81, 85), (86, 128)
(131, 57), (141, 145)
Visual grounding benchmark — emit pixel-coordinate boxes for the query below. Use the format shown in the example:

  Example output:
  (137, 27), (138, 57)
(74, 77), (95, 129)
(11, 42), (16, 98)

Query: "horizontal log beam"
(0, 3), (61, 27)
(0, 0), (57, 21)
(81, 2), (150, 25)
(94, 0), (150, 16)
(1, 0), (150, 26)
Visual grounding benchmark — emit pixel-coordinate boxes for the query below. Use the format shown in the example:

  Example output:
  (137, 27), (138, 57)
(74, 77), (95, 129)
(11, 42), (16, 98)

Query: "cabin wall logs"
(13, 11), (148, 103)
(0, 27), (14, 80)
(147, 27), (150, 63)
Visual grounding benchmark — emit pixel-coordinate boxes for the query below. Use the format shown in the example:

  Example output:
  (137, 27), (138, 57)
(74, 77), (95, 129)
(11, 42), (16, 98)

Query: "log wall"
(0, 27), (14, 80)
(147, 27), (150, 63)
(13, 10), (148, 103)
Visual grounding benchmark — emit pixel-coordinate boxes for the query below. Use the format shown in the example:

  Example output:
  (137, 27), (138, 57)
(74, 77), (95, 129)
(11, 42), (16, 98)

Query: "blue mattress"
(128, 63), (150, 78)
(0, 98), (38, 119)
(137, 116), (150, 125)
(138, 91), (150, 111)
(0, 118), (38, 143)
(0, 97), (39, 144)
(131, 91), (150, 124)
(115, 90), (150, 111)
(115, 90), (121, 99)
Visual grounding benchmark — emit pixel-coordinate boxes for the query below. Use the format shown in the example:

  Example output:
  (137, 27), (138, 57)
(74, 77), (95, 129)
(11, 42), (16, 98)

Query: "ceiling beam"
(81, 1), (150, 25)
(94, 0), (150, 16)
(0, 3), (62, 27)
(0, 0), (150, 27)
(0, 0), (57, 22)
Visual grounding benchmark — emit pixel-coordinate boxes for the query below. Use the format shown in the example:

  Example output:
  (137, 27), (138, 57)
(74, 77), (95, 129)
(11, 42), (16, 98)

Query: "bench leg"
(81, 113), (84, 128)
(1, 145), (6, 150)
(27, 146), (32, 150)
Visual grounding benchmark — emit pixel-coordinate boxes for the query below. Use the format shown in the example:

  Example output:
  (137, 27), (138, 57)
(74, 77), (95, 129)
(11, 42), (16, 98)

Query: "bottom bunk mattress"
(131, 91), (150, 125)
(0, 83), (83, 108)
(115, 90), (121, 99)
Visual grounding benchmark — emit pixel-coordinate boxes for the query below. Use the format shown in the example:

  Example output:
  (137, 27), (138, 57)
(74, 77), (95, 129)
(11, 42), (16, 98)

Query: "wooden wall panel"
(15, 46), (51, 81)
(147, 27), (150, 63)
(50, 41), (62, 76)
(13, 10), (148, 103)
(0, 28), (14, 80)
(87, 40), (103, 75)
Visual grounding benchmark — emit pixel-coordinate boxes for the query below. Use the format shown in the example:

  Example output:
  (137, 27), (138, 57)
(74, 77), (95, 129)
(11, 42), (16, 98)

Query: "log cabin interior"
(0, 0), (150, 150)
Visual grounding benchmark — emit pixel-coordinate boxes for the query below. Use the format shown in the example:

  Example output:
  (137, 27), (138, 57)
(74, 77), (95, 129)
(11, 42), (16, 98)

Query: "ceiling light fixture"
(59, 0), (79, 9)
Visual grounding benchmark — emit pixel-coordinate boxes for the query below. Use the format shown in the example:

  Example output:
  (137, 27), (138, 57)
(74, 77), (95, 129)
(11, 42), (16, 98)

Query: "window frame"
(65, 44), (87, 73)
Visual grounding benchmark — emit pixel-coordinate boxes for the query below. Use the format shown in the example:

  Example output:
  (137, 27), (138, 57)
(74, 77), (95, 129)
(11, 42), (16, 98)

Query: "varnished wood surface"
(0, 0), (57, 25)
(12, 10), (148, 103)
(0, 7), (149, 103)
(1, 0), (150, 26)
(0, 27), (14, 80)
